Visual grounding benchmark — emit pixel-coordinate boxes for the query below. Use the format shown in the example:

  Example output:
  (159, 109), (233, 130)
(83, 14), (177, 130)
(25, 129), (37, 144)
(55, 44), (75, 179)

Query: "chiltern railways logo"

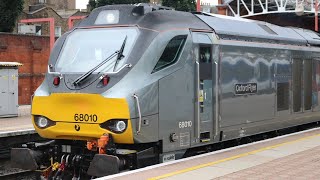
(75, 124), (80, 131)
(235, 83), (257, 95)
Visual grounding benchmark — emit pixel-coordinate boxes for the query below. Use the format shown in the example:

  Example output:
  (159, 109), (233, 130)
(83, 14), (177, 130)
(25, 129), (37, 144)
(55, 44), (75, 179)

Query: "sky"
(76, 0), (89, 10)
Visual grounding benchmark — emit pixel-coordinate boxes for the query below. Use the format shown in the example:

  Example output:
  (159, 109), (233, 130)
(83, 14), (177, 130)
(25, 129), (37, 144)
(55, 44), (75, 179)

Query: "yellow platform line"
(149, 133), (320, 180)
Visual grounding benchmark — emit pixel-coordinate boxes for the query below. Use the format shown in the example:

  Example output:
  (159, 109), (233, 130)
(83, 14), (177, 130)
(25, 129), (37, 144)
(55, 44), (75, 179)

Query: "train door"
(192, 31), (217, 143)
(292, 59), (313, 113)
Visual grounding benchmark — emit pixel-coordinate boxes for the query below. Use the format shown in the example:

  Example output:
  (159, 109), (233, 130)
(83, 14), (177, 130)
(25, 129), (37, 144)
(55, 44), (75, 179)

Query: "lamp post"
(197, 0), (201, 12)
(68, 16), (86, 30)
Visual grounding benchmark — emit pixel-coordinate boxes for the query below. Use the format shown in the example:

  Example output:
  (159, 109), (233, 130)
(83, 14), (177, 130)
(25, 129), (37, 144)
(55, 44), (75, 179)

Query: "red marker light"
(53, 77), (60, 86)
(102, 76), (109, 86)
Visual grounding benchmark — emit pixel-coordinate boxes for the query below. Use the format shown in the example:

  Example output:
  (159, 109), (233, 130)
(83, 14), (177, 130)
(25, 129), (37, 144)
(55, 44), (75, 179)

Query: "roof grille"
(258, 24), (278, 35)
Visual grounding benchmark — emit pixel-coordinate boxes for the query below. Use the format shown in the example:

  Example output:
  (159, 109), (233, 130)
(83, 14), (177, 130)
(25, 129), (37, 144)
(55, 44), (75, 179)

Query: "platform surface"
(99, 127), (320, 180)
(0, 105), (34, 137)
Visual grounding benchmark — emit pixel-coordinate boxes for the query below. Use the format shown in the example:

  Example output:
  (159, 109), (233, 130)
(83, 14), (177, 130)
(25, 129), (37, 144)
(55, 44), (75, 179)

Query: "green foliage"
(89, 0), (97, 11)
(0, 0), (24, 32)
(162, 0), (196, 12)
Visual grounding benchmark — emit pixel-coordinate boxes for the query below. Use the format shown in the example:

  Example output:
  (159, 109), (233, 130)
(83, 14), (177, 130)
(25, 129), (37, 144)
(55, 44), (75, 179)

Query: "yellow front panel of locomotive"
(31, 93), (133, 143)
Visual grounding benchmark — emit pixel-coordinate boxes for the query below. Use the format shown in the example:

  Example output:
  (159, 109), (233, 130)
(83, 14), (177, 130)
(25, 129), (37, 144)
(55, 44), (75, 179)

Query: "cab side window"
(152, 35), (187, 73)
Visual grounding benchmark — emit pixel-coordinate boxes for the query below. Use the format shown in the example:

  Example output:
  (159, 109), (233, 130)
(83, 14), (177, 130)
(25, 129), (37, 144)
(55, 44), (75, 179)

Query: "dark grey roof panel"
(195, 14), (306, 44)
(292, 28), (320, 45)
(78, 5), (211, 32)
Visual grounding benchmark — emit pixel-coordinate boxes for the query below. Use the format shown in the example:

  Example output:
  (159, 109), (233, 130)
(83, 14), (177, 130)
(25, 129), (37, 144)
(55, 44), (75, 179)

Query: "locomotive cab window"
(55, 28), (138, 73)
(152, 35), (187, 73)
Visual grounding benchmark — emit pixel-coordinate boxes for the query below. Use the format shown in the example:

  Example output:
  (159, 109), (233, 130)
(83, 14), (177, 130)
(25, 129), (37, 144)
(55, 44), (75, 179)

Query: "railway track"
(0, 133), (44, 180)
(0, 158), (38, 180)
(0, 169), (37, 180)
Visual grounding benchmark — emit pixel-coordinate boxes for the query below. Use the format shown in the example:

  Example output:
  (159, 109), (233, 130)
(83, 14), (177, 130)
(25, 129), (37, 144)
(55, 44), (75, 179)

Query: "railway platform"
(0, 105), (35, 137)
(100, 127), (320, 180)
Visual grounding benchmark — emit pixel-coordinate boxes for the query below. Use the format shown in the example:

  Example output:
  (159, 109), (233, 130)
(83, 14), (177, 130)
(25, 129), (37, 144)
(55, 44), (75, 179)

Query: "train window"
(200, 46), (211, 63)
(277, 82), (289, 111)
(192, 33), (212, 44)
(152, 35), (187, 73)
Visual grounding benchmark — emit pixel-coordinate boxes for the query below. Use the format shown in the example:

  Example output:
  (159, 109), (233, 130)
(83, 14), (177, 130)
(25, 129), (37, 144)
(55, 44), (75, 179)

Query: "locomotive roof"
(77, 4), (320, 46)
(77, 4), (211, 31)
(195, 13), (320, 46)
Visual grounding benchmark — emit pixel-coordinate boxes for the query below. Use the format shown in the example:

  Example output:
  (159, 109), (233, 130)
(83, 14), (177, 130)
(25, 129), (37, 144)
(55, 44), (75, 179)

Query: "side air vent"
(258, 24), (278, 35)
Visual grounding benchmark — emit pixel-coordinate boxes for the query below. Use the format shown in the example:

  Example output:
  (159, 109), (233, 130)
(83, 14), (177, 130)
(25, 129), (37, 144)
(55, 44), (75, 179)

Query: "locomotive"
(11, 3), (320, 179)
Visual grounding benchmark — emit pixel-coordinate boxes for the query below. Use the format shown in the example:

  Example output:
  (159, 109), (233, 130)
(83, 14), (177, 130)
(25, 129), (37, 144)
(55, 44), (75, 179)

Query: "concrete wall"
(0, 33), (50, 105)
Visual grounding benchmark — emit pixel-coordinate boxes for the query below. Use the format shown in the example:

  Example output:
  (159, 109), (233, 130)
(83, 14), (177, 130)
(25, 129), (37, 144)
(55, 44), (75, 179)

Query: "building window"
(55, 26), (61, 37)
(152, 35), (187, 73)
(36, 25), (42, 35)
(18, 23), (36, 34)
(39, 0), (46, 3)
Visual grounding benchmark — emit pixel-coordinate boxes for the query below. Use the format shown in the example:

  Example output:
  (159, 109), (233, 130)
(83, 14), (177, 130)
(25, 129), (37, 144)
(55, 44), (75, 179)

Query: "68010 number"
(74, 114), (98, 122)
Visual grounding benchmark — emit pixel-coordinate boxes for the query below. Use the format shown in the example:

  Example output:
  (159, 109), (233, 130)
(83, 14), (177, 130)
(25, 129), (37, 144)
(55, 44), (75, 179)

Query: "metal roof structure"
(223, 0), (319, 18)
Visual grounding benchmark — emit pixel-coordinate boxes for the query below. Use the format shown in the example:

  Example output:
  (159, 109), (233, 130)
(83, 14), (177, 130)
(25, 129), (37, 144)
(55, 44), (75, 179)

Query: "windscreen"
(55, 27), (138, 73)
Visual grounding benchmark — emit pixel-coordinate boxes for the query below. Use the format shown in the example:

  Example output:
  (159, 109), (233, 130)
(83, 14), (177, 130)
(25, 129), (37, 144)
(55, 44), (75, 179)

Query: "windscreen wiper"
(72, 51), (118, 86)
(113, 36), (127, 72)
(73, 36), (128, 86)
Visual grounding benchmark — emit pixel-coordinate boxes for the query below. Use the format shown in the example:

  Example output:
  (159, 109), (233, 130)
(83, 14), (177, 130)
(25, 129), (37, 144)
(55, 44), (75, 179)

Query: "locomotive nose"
(31, 93), (134, 143)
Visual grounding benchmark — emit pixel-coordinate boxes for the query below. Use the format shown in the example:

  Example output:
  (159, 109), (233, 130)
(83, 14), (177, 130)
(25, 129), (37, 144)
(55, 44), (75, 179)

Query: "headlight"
(37, 117), (48, 128)
(34, 116), (56, 129)
(100, 119), (128, 134)
(116, 121), (126, 132)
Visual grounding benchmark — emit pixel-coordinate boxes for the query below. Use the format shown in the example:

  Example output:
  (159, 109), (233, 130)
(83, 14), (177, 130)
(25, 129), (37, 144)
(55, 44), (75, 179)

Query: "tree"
(88, 0), (97, 11)
(162, 0), (196, 12)
(0, 0), (24, 32)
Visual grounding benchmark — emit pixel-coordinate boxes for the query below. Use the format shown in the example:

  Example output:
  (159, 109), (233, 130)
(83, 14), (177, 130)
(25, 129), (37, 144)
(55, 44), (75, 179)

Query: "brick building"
(0, 33), (50, 105)
(23, 0), (76, 11)
(15, 0), (88, 37)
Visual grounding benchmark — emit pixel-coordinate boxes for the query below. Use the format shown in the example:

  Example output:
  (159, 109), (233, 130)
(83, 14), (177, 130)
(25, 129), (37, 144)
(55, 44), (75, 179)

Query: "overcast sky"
(76, 0), (88, 10)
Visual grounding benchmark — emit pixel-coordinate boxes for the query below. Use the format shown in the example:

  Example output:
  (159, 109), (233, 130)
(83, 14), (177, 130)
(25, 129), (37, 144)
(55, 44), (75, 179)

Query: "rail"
(102, 63), (132, 76)
(47, 65), (62, 77)
(0, 170), (36, 179)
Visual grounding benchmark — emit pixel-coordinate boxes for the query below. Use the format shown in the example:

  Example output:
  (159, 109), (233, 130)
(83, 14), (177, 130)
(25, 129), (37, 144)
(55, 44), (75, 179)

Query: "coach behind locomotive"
(11, 3), (320, 179)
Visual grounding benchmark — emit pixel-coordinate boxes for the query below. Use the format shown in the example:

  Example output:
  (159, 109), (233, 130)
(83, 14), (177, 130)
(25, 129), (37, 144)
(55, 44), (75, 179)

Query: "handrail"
(101, 63), (132, 77)
(195, 61), (200, 139)
(214, 61), (219, 137)
(133, 94), (142, 134)
(47, 65), (62, 78)
(47, 63), (132, 79)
